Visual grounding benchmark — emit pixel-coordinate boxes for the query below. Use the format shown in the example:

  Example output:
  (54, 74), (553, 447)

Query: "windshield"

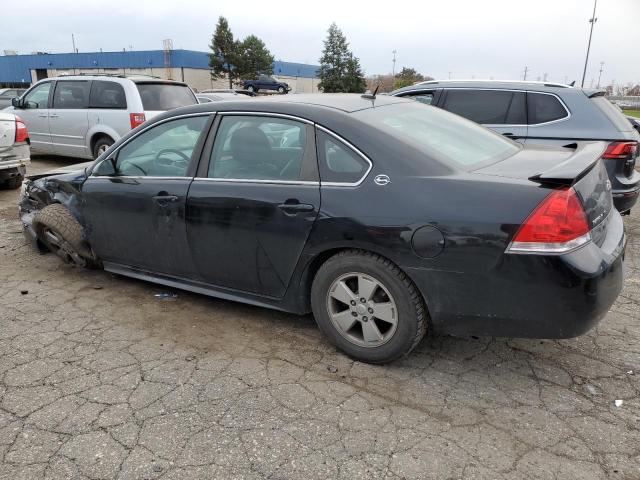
(353, 102), (520, 169)
(136, 83), (197, 111)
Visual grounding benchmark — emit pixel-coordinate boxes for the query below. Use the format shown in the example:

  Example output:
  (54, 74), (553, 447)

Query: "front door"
(14, 81), (53, 153)
(186, 114), (320, 298)
(49, 80), (91, 157)
(83, 114), (211, 277)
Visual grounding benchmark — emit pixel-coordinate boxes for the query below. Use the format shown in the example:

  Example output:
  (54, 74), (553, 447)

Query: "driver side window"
(114, 116), (208, 177)
(23, 82), (52, 109)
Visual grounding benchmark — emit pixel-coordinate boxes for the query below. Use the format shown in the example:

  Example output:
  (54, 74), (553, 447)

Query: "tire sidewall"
(93, 137), (114, 160)
(311, 253), (422, 363)
(278, 86), (285, 94)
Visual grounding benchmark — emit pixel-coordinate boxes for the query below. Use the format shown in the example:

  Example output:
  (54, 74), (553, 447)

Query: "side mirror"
(93, 157), (117, 176)
(11, 97), (23, 108)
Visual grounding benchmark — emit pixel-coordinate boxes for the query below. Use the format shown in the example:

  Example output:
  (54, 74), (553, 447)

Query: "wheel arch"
(87, 127), (118, 155)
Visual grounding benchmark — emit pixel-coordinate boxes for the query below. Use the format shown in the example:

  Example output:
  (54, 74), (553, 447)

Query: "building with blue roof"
(0, 49), (320, 92)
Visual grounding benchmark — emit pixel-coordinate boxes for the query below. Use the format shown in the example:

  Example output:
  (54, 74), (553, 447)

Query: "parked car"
(390, 80), (640, 214)
(200, 89), (257, 97)
(0, 112), (30, 188)
(0, 88), (26, 108)
(19, 94), (624, 363)
(627, 115), (640, 134)
(243, 75), (290, 94)
(197, 92), (252, 103)
(5, 75), (197, 159)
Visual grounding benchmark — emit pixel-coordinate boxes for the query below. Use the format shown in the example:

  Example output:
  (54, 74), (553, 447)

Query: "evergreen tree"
(236, 35), (275, 80)
(209, 16), (238, 88)
(318, 23), (364, 93)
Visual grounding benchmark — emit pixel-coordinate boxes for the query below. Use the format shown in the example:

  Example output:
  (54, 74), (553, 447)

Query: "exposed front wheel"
(33, 204), (99, 268)
(247, 85), (255, 93)
(278, 86), (285, 94)
(311, 250), (427, 363)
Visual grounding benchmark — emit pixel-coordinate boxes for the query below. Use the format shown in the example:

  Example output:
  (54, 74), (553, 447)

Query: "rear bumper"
(407, 213), (626, 339)
(612, 186), (639, 213)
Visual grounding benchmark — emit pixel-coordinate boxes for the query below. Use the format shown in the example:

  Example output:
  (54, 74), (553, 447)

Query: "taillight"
(129, 113), (146, 129)
(14, 115), (29, 143)
(602, 141), (637, 159)
(507, 187), (591, 254)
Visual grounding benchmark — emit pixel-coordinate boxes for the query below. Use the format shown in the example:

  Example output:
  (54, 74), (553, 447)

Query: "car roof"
(391, 79), (604, 96)
(238, 93), (411, 113)
(42, 74), (189, 86)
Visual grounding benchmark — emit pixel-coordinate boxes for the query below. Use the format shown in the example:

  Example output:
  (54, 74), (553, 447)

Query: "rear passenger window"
(316, 131), (370, 184)
(401, 91), (434, 105)
(89, 81), (127, 109)
(442, 90), (526, 124)
(527, 93), (568, 124)
(52, 81), (90, 109)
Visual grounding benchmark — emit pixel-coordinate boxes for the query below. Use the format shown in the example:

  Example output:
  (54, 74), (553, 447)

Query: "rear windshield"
(135, 83), (196, 111)
(353, 102), (520, 168)
(591, 96), (633, 132)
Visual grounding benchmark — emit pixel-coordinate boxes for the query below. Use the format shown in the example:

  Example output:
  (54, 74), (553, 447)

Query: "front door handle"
(278, 201), (315, 213)
(502, 132), (515, 137)
(49, 114), (59, 118)
(38, 114), (48, 118)
(152, 194), (179, 205)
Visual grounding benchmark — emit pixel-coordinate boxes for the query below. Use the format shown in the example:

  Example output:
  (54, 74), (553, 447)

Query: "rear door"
(49, 80), (91, 157)
(440, 89), (528, 141)
(186, 113), (320, 297)
(88, 80), (130, 141)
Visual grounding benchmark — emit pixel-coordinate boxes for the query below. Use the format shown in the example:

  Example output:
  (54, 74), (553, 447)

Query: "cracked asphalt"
(0, 156), (638, 480)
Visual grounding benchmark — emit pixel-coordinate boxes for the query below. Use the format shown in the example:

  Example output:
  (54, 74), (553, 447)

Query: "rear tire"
(92, 136), (114, 160)
(33, 204), (99, 268)
(3, 174), (24, 190)
(247, 85), (255, 93)
(311, 250), (427, 364)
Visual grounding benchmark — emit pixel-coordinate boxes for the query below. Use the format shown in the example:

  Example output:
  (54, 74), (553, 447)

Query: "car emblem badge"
(374, 174), (391, 186)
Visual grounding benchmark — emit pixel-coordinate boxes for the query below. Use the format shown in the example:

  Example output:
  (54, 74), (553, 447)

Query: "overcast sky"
(2, 0), (638, 85)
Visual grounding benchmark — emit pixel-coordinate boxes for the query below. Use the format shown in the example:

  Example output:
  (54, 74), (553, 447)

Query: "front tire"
(278, 86), (285, 94)
(3, 174), (24, 190)
(311, 250), (427, 363)
(33, 204), (99, 268)
(92, 136), (114, 160)
(247, 85), (256, 93)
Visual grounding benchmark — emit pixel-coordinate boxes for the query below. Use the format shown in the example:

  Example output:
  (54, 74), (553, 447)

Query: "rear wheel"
(33, 204), (99, 268)
(2, 174), (24, 190)
(247, 85), (255, 93)
(92, 136), (114, 160)
(311, 250), (427, 363)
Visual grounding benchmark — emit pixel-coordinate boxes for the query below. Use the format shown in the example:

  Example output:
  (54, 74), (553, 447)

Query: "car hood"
(27, 161), (93, 181)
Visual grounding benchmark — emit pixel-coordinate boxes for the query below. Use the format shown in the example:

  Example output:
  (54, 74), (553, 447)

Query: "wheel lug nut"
(368, 308), (374, 314)
(351, 311), (358, 317)
(362, 316), (368, 322)
(360, 298), (366, 303)
(350, 300), (356, 306)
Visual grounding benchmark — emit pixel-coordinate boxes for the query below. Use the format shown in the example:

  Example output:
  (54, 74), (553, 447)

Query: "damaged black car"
(20, 94), (626, 363)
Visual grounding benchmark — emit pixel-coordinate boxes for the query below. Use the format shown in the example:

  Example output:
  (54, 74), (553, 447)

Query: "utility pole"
(448, 71), (451, 80)
(543, 72), (548, 82)
(581, 0), (598, 88)
(392, 50), (397, 77)
(71, 33), (77, 53)
(596, 62), (604, 88)
(523, 66), (528, 81)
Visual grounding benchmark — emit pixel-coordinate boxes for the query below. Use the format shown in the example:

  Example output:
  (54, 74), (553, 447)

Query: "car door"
(440, 89), (528, 142)
(186, 113), (320, 297)
(49, 80), (91, 157)
(12, 81), (54, 153)
(82, 114), (212, 277)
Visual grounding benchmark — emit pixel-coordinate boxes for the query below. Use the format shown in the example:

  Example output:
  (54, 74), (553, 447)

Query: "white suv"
(6, 75), (197, 159)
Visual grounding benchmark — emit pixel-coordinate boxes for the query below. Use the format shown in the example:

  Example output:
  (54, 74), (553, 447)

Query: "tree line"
(209, 17), (430, 93)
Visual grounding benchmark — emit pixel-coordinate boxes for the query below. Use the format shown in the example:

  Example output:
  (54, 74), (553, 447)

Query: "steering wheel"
(156, 149), (190, 165)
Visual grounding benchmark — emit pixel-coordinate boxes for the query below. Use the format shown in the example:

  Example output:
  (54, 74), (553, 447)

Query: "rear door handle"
(152, 194), (179, 205)
(38, 114), (48, 118)
(49, 114), (59, 118)
(278, 202), (315, 213)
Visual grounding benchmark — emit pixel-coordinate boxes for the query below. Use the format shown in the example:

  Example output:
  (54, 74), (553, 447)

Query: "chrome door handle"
(49, 114), (59, 118)
(37, 114), (48, 118)
(152, 194), (179, 205)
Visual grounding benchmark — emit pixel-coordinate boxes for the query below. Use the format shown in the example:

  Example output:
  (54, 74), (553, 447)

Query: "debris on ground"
(327, 365), (338, 373)
(154, 292), (178, 301)
(614, 399), (624, 407)
(19, 290), (28, 295)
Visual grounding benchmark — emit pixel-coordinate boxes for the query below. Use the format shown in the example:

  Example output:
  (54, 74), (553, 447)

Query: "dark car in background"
(391, 80), (640, 213)
(243, 75), (290, 94)
(19, 94), (624, 363)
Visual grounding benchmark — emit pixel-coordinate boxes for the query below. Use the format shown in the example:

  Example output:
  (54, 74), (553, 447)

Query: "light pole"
(581, 0), (598, 88)
(597, 62), (604, 88)
(392, 50), (397, 77)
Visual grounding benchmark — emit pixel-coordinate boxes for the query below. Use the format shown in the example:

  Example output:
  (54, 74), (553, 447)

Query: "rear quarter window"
(527, 92), (569, 124)
(136, 83), (197, 111)
(89, 81), (127, 109)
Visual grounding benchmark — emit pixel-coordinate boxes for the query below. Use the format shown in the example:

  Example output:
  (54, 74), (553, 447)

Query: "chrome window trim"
(315, 125), (373, 187)
(219, 111), (314, 125)
(411, 87), (571, 127)
(89, 176), (191, 181)
(193, 177), (319, 186)
(91, 112), (214, 177)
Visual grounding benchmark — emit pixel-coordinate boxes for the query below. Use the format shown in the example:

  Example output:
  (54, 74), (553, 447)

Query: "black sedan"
(19, 94), (625, 363)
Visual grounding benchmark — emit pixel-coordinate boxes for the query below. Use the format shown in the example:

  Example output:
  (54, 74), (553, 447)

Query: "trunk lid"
(474, 142), (614, 245)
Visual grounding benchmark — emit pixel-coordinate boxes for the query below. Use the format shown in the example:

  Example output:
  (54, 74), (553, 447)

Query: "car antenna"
(361, 84), (379, 100)
(569, 80), (576, 87)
